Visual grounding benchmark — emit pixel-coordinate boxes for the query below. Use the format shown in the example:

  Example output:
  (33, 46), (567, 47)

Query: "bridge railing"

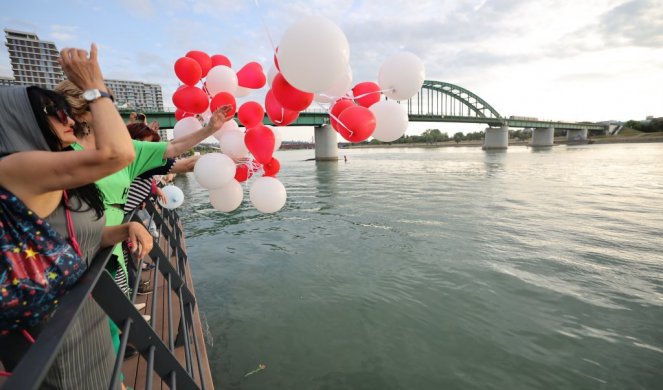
(1, 200), (209, 390)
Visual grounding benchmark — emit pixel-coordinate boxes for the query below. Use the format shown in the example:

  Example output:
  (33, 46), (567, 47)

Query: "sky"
(2, 0), (662, 141)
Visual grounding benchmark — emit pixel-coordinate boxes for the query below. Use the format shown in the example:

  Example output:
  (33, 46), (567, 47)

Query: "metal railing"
(1, 200), (209, 390)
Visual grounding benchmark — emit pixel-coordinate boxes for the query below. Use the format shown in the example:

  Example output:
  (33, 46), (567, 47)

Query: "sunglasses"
(43, 105), (72, 126)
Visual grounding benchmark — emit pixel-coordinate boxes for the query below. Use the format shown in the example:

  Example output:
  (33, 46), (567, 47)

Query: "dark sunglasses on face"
(43, 105), (72, 126)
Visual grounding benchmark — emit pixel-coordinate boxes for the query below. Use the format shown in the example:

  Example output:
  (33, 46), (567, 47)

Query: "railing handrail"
(1, 199), (209, 390)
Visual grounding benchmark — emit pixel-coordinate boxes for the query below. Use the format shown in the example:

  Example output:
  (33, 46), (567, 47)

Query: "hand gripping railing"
(1, 199), (210, 390)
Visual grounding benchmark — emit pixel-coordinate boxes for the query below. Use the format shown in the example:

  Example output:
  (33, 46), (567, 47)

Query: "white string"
(352, 88), (394, 100)
(316, 100), (354, 137)
(253, 0), (277, 53)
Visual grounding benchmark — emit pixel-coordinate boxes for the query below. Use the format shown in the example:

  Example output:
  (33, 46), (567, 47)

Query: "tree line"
(624, 118), (663, 133)
(367, 128), (533, 144)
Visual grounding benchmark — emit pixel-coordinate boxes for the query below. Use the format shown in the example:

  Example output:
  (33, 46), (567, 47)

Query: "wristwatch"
(82, 89), (112, 102)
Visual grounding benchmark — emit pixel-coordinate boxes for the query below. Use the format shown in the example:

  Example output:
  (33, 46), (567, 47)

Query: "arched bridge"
(121, 79), (607, 132)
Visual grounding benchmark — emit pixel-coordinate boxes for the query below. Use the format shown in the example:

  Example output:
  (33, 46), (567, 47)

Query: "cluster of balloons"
(170, 16), (426, 214)
(172, 49), (288, 214)
(271, 16), (425, 143)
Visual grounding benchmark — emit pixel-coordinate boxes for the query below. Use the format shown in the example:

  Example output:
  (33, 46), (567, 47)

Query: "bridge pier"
(531, 127), (554, 147)
(314, 124), (339, 161)
(567, 128), (588, 142)
(482, 126), (509, 150)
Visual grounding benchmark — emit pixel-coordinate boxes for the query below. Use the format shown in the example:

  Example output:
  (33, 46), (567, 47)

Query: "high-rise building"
(4, 29), (64, 90)
(3, 28), (163, 110)
(105, 79), (163, 111)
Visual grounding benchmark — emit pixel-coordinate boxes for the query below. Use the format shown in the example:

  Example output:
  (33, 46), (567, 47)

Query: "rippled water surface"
(176, 144), (663, 390)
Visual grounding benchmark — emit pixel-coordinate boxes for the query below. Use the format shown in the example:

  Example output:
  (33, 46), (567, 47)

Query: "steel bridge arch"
(407, 80), (503, 122)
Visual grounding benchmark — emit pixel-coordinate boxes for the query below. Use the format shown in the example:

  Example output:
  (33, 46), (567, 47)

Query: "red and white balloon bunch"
(171, 50), (286, 214)
(170, 16), (426, 214)
(273, 16), (426, 143)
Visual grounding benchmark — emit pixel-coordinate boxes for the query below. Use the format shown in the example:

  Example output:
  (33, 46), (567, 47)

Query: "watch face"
(83, 89), (99, 101)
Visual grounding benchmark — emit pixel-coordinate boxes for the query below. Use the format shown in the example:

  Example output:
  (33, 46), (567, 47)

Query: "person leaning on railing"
(0, 44), (152, 389)
(56, 80), (234, 298)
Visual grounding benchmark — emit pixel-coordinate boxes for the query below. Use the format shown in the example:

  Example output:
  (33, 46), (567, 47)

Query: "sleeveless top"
(44, 195), (106, 264)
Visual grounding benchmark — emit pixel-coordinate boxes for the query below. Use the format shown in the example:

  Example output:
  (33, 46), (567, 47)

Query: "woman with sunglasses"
(56, 80), (233, 297)
(0, 45), (150, 388)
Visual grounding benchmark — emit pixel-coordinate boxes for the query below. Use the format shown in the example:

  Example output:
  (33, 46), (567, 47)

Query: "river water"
(176, 143), (663, 390)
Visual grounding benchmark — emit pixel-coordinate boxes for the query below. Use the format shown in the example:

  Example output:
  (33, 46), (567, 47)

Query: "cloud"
(119, 0), (155, 17)
(49, 25), (78, 42)
(598, 0), (663, 47)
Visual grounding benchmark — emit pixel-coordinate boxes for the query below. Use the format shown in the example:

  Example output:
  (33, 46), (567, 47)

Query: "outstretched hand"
(208, 105), (234, 130)
(58, 43), (105, 90)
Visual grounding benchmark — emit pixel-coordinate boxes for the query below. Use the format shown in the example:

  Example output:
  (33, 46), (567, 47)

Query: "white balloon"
(173, 117), (201, 139)
(268, 126), (283, 152)
(193, 153), (235, 189)
(235, 86), (251, 98)
(369, 100), (409, 142)
(212, 119), (239, 141)
(206, 65), (238, 96)
(159, 185), (184, 209)
(220, 129), (249, 159)
(267, 65), (278, 88)
(209, 179), (243, 212)
(314, 67), (353, 104)
(250, 177), (287, 213)
(378, 52), (425, 100)
(277, 16), (350, 93)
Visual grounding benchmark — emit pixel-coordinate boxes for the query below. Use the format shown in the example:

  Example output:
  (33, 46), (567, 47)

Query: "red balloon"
(186, 50), (212, 77)
(235, 164), (252, 182)
(210, 92), (237, 117)
(237, 62), (266, 89)
(263, 157), (280, 177)
(272, 73), (314, 112)
(265, 89), (299, 126)
(172, 86), (209, 114)
(175, 108), (193, 121)
(238, 101), (265, 128)
(174, 57), (202, 86)
(352, 81), (381, 108)
(211, 54), (232, 68)
(329, 99), (356, 131)
(244, 125), (275, 164)
(337, 106), (376, 143)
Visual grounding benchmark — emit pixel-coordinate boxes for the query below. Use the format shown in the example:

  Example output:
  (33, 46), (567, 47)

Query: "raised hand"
(208, 105), (234, 130)
(58, 43), (105, 91)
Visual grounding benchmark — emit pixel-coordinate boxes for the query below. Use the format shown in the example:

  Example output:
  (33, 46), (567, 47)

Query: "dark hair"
(127, 122), (160, 141)
(26, 86), (105, 218)
(137, 113), (147, 122)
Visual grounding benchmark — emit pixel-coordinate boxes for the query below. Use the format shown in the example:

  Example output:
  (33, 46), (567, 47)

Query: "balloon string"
(315, 88), (393, 104)
(253, 0), (277, 53)
(352, 88), (393, 100)
(326, 106), (354, 137)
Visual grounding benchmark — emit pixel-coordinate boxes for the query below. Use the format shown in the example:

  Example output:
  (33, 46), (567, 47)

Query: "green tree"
(422, 128), (445, 143)
(453, 132), (464, 144)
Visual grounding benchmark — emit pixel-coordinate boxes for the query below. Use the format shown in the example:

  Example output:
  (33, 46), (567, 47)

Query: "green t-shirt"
(72, 140), (168, 279)
(73, 140), (168, 217)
